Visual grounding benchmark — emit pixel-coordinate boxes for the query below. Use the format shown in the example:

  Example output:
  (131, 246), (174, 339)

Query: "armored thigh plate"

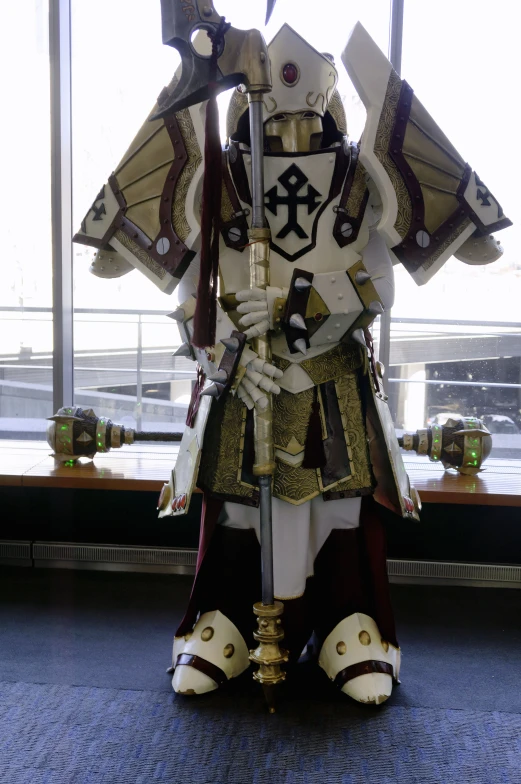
(365, 376), (421, 521)
(157, 394), (213, 518)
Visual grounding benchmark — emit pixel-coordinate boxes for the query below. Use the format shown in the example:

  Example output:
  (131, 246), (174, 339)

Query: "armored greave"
(175, 496), (397, 666)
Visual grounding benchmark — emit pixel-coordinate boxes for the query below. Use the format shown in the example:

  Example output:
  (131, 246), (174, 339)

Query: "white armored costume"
(75, 22), (510, 705)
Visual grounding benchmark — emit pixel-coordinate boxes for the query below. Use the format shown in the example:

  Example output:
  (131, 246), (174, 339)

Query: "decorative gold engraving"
(306, 91), (326, 114)
(263, 95), (278, 115)
(423, 218), (473, 273)
(300, 343), (363, 385)
(273, 460), (319, 504)
(221, 180), (235, 223)
(201, 350), (373, 505)
(345, 161), (368, 218)
(273, 387), (314, 453)
(198, 394), (255, 502)
(374, 70), (412, 238)
(172, 108), (203, 242)
(113, 230), (166, 280)
(226, 88), (249, 141)
(327, 88), (347, 135)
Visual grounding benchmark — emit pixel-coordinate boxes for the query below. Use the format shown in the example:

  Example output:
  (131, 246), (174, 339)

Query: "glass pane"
(390, 0), (521, 459)
(71, 0), (390, 433)
(0, 1), (52, 439)
(72, 0), (189, 432)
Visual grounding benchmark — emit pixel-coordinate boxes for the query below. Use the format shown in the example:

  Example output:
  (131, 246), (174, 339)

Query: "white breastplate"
(219, 148), (371, 294)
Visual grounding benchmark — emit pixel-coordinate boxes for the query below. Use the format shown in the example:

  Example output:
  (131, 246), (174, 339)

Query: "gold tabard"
(198, 343), (374, 506)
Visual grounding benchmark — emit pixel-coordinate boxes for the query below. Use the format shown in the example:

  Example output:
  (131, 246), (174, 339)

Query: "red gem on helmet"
(404, 496), (414, 513)
(282, 63), (299, 85)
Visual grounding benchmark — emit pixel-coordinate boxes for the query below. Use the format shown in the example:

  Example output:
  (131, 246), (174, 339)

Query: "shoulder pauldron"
(74, 73), (206, 293)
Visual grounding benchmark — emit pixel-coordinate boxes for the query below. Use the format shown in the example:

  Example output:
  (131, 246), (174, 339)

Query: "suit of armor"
(75, 23), (510, 705)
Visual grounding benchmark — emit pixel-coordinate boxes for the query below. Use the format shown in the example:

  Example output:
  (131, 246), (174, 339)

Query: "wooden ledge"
(1, 440), (520, 506)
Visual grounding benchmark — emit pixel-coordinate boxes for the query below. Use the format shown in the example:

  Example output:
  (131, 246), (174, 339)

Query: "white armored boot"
(172, 610), (250, 695)
(318, 613), (400, 705)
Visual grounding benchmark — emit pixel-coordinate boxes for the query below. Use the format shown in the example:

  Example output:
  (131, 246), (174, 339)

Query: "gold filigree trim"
(198, 395), (255, 501)
(227, 88), (249, 141)
(113, 230), (166, 280)
(327, 373), (374, 494)
(306, 91), (326, 114)
(221, 179), (235, 223)
(327, 89), (347, 135)
(273, 460), (320, 505)
(273, 387), (314, 452)
(300, 343), (363, 385)
(423, 217), (473, 272)
(272, 356), (292, 373)
(374, 70), (412, 238)
(346, 161), (368, 218)
(172, 108), (203, 243)
(200, 353), (373, 506)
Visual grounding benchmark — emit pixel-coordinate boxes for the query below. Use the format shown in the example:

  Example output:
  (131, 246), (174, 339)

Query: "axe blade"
(153, 1), (271, 118)
(266, 0), (277, 25)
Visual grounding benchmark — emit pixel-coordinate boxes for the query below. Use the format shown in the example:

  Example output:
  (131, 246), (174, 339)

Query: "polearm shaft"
(247, 94), (287, 712)
(247, 95), (276, 606)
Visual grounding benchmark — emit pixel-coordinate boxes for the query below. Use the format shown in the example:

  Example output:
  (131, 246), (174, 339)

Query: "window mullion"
(379, 0), (404, 382)
(50, 0), (74, 410)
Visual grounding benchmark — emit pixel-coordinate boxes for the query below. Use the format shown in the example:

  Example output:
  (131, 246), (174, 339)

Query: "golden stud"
(336, 641), (347, 655)
(201, 627), (214, 642)
(359, 631), (371, 646)
(223, 644), (235, 658)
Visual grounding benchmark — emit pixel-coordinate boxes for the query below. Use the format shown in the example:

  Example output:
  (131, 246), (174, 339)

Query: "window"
(0, 1), (52, 439)
(71, 0), (187, 432)
(3, 0), (518, 468)
(390, 0), (521, 459)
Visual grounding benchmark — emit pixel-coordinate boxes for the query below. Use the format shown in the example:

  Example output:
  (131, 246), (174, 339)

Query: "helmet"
(226, 24), (347, 152)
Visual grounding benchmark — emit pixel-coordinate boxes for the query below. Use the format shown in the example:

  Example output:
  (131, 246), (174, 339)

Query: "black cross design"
(91, 202), (106, 221)
(265, 164), (322, 239)
(476, 187), (491, 208)
(475, 173), (503, 217)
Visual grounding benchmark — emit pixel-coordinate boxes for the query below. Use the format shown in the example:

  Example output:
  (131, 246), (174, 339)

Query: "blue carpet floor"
(1, 568), (521, 783)
(1, 680), (520, 784)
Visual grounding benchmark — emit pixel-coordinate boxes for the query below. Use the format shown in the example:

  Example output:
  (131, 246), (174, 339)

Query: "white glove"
(236, 358), (283, 411)
(236, 287), (270, 339)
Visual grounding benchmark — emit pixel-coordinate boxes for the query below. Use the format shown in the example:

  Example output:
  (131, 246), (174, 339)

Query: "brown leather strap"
(176, 653), (228, 688)
(334, 660), (394, 690)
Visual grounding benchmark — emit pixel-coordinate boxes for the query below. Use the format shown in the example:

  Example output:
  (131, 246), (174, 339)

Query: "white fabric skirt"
(220, 496), (361, 600)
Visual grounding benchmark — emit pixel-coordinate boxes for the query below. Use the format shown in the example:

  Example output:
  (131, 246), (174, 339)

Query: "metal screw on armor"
(228, 226), (242, 243)
(156, 237), (170, 254)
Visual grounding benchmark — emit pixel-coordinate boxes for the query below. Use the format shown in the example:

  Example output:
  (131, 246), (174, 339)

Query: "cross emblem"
(475, 173), (503, 217)
(90, 185), (106, 221)
(91, 202), (106, 221)
(265, 164), (322, 239)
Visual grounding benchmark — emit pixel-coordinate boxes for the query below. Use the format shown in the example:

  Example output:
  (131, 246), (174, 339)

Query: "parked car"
(480, 414), (520, 435)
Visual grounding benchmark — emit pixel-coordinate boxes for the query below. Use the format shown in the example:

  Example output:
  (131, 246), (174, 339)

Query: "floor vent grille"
(0, 540), (32, 565)
(388, 559), (521, 588)
(5, 543), (519, 586)
(32, 543), (197, 574)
